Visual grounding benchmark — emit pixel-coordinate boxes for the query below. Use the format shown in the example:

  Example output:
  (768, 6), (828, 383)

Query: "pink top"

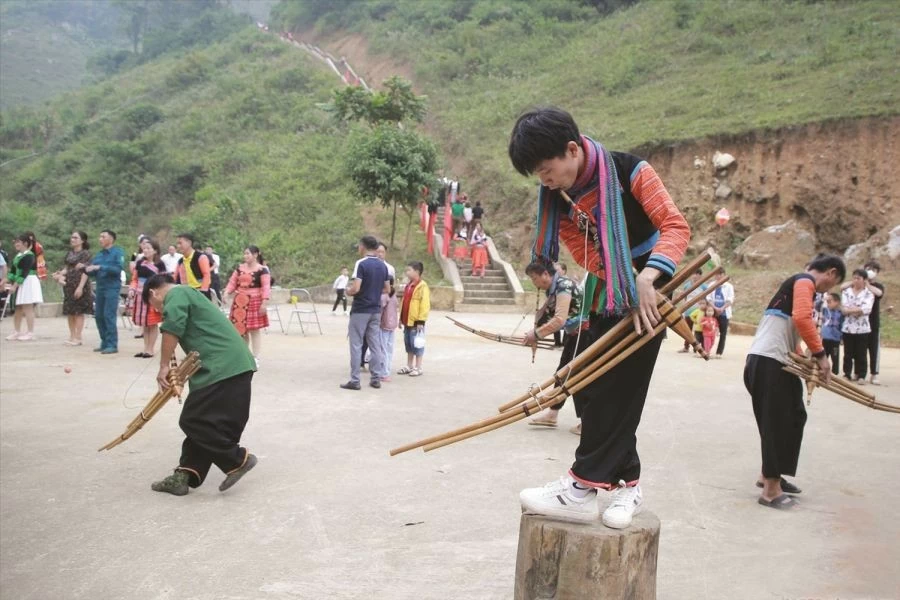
(226, 265), (271, 299)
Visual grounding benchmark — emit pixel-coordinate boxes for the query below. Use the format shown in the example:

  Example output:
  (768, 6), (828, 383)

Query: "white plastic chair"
(286, 288), (322, 335)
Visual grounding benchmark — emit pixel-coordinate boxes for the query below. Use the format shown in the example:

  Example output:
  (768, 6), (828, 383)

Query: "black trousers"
(715, 314), (729, 355)
(842, 332), (869, 380)
(822, 339), (840, 375)
(694, 330), (703, 348)
(550, 331), (592, 414)
(177, 371), (253, 487)
(570, 315), (664, 486)
(868, 326), (880, 375)
(744, 355), (806, 479)
(682, 316), (693, 349)
(333, 289), (347, 312)
(553, 330), (563, 347)
(211, 272), (222, 302)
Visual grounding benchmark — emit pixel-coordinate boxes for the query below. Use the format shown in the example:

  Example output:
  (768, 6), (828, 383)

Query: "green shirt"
(160, 286), (256, 390)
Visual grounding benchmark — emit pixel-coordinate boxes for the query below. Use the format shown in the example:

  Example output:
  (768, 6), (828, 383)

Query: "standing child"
(332, 267), (349, 314)
(398, 261), (430, 377)
(689, 299), (708, 353)
(701, 305), (718, 355)
(819, 292), (843, 375)
(379, 279), (399, 381)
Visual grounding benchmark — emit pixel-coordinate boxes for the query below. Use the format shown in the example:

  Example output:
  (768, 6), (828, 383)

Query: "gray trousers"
(349, 311), (383, 384)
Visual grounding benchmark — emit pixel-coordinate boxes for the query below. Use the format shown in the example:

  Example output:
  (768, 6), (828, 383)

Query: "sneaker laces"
(609, 480), (639, 508)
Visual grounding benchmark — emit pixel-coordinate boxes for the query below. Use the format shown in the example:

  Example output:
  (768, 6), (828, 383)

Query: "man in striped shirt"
(745, 254), (845, 510)
(509, 107), (690, 528)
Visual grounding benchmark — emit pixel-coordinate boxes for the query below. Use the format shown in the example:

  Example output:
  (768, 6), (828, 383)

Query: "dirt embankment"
(637, 116), (900, 259)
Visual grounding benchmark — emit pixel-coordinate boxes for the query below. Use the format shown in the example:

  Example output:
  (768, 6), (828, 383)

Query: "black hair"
(388, 276), (396, 297)
(142, 273), (175, 305)
(101, 229), (117, 241)
(525, 261), (551, 276)
(475, 200), (481, 207)
(852, 268), (869, 280)
(407, 260), (423, 275)
(377, 241), (388, 251)
(177, 232), (195, 245)
(827, 292), (841, 302)
(864, 260), (881, 272)
(556, 262), (567, 274)
(246, 245), (265, 265)
(694, 269), (703, 276)
(508, 107), (581, 176)
(360, 235), (379, 251)
(807, 254), (846, 282)
(14, 233), (33, 249)
(73, 231), (90, 250)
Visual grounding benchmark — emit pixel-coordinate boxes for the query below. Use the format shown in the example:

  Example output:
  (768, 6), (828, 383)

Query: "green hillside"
(0, 27), (370, 285)
(274, 0), (900, 243)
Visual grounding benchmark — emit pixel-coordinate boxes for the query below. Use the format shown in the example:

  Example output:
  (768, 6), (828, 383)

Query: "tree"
(346, 125), (439, 248)
(333, 76), (438, 247)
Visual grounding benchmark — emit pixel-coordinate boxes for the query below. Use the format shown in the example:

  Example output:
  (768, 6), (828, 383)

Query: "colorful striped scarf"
(532, 136), (637, 315)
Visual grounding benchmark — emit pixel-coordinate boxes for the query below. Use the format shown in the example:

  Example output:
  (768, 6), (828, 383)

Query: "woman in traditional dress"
(224, 245), (271, 367)
(469, 222), (489, 278)
(5, 233), (43, 341)
(54, 231), (93, 345)
(129, 238), (166, 358)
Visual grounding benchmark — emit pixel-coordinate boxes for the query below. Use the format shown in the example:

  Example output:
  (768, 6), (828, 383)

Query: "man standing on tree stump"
(509, 107), (690, 528)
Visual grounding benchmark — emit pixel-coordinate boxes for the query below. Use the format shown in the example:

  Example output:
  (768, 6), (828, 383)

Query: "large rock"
(844, 225), (900, 270)
(712, 151), (736, 170)
(735, 220), (816, 268)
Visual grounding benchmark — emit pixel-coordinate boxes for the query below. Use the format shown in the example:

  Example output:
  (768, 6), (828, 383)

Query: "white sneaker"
(870, 375), (880, 386)
(254, 357), (260, 369)
(520, 476), (598, 523)
(602, 480), (643, 529)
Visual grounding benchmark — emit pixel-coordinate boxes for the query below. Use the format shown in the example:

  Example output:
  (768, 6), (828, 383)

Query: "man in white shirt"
(205, 245), (222, 302)
(706, 279), (735, 358)
(161, 246), (183, 274)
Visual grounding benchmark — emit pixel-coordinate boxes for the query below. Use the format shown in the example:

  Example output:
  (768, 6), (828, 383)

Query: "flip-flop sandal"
(397, 366), (412, 375)
(758, 494), (797, 510)
(756, 478), (802, 494)
(528, 419), (558, 428)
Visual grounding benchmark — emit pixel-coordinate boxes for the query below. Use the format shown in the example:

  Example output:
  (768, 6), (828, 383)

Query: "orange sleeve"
(130, 266), (138, 290)
(199, 255), (211, 290)
(630, 163), (691, 276)
(792, 278), (824, 355)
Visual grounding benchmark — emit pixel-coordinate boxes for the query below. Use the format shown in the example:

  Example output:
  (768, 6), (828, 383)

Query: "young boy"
(143, 273), (258, 496)
(689, 298), (708, 352)
(398, 261), (430, 377)
(819, 292), (843, 375)
(509, 107), (690, 527)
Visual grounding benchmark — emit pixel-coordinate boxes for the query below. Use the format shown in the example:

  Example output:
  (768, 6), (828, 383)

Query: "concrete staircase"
(433, 203), (519, 311)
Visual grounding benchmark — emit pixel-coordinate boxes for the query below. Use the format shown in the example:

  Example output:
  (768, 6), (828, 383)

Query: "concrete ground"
(1, 310), (899, 600)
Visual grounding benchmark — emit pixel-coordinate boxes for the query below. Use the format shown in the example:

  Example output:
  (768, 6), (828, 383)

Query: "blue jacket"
(820, 306), (843, 342)
(90, 246), (124, 288)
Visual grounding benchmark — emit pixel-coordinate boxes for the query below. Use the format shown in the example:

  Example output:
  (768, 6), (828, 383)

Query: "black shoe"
(134, 334), (144, 339)
(340, 381), (361, 390)
(756, 477), (802, 494)
(134, 352), (144, 358)
(219, 453), (258, 492)
(370, 380), (381, 389)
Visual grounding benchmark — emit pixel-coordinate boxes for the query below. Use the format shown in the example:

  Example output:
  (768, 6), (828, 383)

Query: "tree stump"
(514, 511), (660, 600)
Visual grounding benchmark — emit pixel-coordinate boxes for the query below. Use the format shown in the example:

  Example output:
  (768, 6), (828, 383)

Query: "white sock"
(569, 480), (593, 498)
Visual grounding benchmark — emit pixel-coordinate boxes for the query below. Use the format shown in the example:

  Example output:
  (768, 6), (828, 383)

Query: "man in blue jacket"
(80, 230), (124, 354)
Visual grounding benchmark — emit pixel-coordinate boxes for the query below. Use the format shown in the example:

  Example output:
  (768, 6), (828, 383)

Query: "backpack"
(34, 242), (47, 280)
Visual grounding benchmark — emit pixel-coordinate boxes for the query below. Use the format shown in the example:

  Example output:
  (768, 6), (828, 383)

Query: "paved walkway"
(2, 312), (898, 599)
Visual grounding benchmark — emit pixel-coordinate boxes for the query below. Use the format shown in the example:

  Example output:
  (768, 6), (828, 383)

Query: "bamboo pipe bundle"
(446, 316), (557, 350)
(98, 352), (202, 451)
(494, 264), (724, 414)
(783, 352), (899, 413)
(418, 293), (702, 453)
(493, 251), (714, 414)
(389, 275), (731, 456)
